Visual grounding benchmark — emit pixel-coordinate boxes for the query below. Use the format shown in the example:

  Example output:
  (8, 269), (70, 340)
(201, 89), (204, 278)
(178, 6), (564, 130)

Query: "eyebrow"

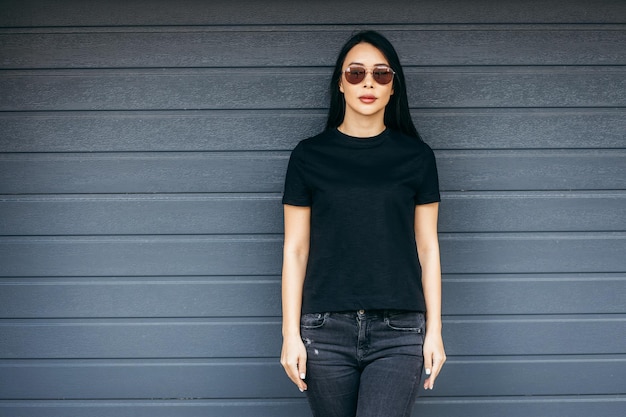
(346, 62), (390, 67)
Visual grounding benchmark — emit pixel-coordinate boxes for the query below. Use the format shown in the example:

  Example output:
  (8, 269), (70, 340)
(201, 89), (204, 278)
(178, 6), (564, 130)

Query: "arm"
(415, 202), (446, 390)
(280, 204), (311, 392)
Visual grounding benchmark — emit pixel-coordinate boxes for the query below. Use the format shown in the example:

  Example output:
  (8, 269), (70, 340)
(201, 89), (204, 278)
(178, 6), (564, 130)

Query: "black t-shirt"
(282, 128), (440, 314)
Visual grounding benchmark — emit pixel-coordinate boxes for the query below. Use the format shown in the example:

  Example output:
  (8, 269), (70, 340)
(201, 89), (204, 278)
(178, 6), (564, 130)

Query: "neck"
(338, 113), (386, 138)
(338, 107), (385, 138)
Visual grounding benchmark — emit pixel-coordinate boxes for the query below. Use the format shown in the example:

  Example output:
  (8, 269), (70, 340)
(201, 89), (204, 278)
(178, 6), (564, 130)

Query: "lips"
(359, 95), (377, 104)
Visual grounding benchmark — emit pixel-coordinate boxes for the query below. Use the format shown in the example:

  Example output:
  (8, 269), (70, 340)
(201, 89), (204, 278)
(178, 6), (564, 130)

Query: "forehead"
(343, 42), (389, 66)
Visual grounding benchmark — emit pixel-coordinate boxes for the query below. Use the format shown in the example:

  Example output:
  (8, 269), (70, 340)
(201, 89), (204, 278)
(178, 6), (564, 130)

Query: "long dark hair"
(325, 30), (422, 140)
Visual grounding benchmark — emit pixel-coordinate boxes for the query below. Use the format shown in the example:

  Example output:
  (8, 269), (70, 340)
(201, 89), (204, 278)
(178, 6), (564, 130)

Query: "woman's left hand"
(422, 331), (446, 390)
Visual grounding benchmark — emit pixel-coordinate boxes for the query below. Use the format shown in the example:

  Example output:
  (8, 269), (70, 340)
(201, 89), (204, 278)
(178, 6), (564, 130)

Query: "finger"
(423, 351), (433, 377)
(297, 356), (308, 392)
(287, 362), (300, 384)
(423, 371), (437, 390)
(298, 355), (307, 381)
(424, 373), (437, 390)
(298, 378), (308, 392)
(423, 352), (433, 390)
(290, 367), (307, 392)
(287, 354), (307, 392)
(281, 357), (304, 390)
(424, 355), (445, 390)
(423, 375), (432, 390)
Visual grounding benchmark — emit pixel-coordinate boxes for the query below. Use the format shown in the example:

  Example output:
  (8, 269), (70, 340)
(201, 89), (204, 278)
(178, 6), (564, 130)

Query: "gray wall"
(1, 0), (625, 416)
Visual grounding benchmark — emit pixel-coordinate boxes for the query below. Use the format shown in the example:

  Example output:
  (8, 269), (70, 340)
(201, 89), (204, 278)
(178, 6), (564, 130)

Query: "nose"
(363, 71), (374, 87)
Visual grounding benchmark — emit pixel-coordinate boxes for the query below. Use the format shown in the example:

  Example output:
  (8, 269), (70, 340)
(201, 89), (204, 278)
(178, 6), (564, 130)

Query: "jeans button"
(358, 309), (365, 314)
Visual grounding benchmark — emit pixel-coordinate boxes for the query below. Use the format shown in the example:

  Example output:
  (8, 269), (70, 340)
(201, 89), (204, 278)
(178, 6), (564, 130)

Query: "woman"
(280, 30), (446, 417)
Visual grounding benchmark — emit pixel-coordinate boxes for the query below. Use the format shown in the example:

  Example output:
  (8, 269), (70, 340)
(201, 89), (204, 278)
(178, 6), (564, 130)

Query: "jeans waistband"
(330, 309), (421, 319)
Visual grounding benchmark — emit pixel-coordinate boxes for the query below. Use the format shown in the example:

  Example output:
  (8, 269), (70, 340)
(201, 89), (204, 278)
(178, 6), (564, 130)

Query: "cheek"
(381, 87), (393, 102)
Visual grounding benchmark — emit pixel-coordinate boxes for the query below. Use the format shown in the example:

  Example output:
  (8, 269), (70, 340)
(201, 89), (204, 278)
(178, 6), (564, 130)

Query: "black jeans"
(301, 310), (425, 417)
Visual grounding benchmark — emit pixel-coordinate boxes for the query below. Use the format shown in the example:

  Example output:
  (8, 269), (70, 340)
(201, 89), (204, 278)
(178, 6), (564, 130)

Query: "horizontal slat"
(1, 192), (624, 235)
(417, 109), (626, 150)
(447, 316), (626, 356)
(415, 396), (626, 417)
(438, 150), (626, 191)
(0, 235), (284, 277)
(0, 110), (317, 152)
(1, 150), (623, 194)
(0, 194), (284, 235)
(0, 397), (624, 417)
(0, 233), (623, 277)
(1, 0), (624, 25)
(1, 109), (624, 152)
(1, 316), (625, 358)
(0, 399), (310, 417)
(1, 67), (624, 111)
(441, 191), (626, 232)
(0, 319), (282, 359)
(0, 356), (624, 398)
(2, 28), (625, 68)
(0, 277), (282, 318)
(0, 274), (623, 318)
(0, 152), (287, 194)
(440, 232), (626, 274)
(442, 274), (626, 315)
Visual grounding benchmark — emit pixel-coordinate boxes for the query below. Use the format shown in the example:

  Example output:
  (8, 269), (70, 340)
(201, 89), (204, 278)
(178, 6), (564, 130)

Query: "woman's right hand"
(280, 335), (308, 392)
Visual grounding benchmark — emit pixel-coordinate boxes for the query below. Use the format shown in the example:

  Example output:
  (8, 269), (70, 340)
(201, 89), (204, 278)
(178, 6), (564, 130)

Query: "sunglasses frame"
(343, 65), (396, 85)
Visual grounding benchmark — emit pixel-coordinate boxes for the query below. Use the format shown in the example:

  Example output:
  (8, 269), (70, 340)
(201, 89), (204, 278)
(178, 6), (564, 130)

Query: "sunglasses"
(343, 65), (396, 85)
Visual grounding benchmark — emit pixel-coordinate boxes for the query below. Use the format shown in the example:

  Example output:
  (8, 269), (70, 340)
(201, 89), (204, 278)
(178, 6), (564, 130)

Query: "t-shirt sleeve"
(414, 144), (441, 205)
(282, 142), (312, 206)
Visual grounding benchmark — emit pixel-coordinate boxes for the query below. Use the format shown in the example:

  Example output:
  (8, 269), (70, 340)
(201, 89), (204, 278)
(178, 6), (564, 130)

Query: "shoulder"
(299, 130), (333, 147)
(291, 130), (334, 155)
(388, 130), (435, 157)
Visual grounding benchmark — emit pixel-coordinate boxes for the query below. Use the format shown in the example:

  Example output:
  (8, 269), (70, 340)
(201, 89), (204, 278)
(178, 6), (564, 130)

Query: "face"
(339, 42), (394, 123)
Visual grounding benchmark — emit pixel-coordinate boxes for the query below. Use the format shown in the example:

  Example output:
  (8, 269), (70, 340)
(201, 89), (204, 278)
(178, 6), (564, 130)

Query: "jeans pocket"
(384, 311), (425, 333)
(300, 312), (328, 329)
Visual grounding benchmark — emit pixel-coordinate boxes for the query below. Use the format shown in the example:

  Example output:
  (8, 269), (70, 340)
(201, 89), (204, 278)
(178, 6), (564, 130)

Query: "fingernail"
(300, 373), (306, 379)
(299, 388), (304, 392)
(425, 368), (431, 375)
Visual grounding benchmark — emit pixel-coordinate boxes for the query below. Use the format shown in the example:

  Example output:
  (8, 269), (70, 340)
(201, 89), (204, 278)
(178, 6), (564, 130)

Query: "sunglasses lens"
(373, 68), (393, 85)
(345, 67), (366, 84)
